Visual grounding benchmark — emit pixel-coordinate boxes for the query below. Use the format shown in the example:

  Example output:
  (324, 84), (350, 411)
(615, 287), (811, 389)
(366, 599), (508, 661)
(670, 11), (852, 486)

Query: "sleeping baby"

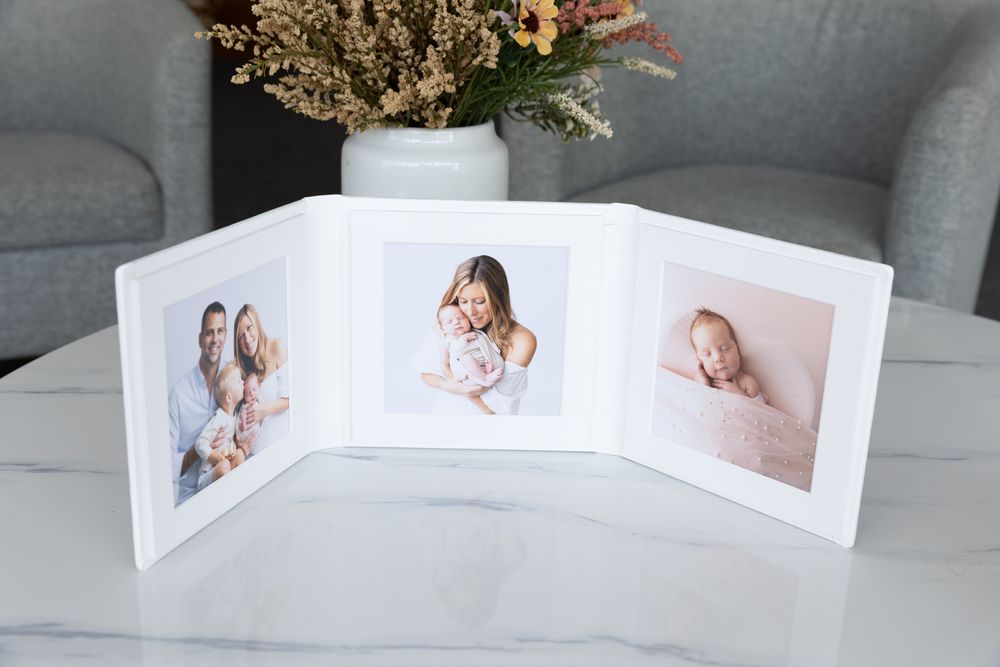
(690, 307), (767, 403)
(438, 304), (504, 388)
(235, 371), (261, 457)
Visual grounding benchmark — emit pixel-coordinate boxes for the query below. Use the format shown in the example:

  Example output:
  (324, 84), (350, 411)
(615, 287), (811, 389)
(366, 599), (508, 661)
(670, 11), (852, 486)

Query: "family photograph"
(164, 259), (291, 506)
(651, 262), (834, 492)
(385, 244), (569, 416)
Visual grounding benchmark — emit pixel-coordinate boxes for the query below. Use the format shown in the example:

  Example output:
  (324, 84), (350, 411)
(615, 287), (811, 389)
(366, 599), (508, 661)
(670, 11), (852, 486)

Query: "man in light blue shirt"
(167, 302), (228, 504)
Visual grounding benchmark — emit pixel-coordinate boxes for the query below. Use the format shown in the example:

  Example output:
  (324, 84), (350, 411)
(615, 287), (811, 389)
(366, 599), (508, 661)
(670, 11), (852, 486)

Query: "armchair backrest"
(567, 0), (982, 191)
(0, 0), (202, 157)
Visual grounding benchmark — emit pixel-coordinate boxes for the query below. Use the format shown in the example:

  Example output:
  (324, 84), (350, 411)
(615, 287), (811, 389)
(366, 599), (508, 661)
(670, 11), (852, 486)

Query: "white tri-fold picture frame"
(116, 195), (892, 569)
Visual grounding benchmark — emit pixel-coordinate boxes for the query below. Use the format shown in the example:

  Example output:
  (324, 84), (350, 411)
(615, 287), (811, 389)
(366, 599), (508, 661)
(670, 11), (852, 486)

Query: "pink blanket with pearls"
(651, 367), (818, 492)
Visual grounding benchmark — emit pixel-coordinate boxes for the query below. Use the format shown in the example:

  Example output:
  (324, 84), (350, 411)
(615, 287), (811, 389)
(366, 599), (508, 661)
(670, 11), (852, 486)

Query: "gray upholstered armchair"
(501, 0), (1000, 312)
(0, 0), (212, 358)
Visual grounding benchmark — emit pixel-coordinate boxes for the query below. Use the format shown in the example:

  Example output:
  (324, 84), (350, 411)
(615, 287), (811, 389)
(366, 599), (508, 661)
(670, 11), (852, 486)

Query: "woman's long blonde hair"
(440, 256), (515, 357)
(233, 303), (271, 377)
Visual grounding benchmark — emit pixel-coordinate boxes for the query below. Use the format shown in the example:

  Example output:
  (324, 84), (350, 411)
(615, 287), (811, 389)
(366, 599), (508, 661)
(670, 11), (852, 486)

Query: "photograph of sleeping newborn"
(651, 262), (835, 492)
(437, 304), (504, 390)
(691, 308), (766, 401)
(384, 243), (569, 416)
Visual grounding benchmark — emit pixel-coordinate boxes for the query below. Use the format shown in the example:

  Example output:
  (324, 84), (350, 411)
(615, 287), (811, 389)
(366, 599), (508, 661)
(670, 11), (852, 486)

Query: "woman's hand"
(420, 372), (489, 398)
(453, 381), (488, 398)
(252, 397), (289, 424)
(245, 401), (268, 424)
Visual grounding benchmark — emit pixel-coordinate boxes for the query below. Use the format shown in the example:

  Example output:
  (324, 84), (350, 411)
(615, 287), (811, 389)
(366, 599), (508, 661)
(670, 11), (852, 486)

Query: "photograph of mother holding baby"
(415, 256), (537, 415)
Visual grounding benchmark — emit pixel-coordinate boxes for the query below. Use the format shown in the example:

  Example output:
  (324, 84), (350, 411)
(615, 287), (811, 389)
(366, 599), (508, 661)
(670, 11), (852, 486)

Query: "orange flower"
(513, 0), (559, 55)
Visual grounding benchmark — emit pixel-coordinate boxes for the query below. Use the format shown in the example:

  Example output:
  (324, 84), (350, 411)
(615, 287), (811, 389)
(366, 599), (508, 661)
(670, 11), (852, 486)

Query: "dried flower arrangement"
(198, 0), (682, 140)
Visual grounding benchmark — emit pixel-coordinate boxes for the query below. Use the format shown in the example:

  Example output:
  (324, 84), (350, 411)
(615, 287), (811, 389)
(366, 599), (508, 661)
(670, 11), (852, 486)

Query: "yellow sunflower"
(513, 0), (558, 56)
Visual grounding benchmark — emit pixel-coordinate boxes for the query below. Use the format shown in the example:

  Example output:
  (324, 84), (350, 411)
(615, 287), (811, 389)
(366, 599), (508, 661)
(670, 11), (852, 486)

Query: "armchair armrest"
(886, 3), (1000, 312)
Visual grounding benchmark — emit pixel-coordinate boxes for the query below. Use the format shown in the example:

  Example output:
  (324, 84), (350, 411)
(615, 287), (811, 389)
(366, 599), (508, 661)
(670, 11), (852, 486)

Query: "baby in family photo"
(437, 304), (504, 388)
(235, 371), (261, 455)
(690, 308), (767, 403)
(193, 362), (246, 490)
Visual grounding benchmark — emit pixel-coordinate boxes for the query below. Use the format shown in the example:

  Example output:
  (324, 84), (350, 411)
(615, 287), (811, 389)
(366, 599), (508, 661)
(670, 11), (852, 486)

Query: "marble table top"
(1, 297), (998, 665)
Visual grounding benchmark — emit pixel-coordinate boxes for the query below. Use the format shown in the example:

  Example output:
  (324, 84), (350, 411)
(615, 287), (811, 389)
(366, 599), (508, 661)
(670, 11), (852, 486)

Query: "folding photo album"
(116, 196), (892, 570)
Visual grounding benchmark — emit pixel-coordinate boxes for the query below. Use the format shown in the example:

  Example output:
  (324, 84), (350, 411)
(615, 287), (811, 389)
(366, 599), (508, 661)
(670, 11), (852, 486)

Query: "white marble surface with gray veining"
(1, 298), (998, 665)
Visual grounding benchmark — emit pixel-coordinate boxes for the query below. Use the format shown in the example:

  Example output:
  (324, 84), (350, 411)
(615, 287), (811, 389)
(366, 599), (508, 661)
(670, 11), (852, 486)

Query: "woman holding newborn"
(233, 303), (290, 453)
(419, 256), (537, 415)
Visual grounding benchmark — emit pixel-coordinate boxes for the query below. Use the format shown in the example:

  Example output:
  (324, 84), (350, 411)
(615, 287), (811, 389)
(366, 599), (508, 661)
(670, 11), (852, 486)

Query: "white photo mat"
(347, 204), (610, 451)
(116, 196), (891, 569)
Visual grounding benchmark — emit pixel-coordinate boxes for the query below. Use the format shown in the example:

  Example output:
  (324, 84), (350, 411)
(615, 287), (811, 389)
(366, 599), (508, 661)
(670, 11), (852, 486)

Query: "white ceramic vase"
(340, 120), (509, 200)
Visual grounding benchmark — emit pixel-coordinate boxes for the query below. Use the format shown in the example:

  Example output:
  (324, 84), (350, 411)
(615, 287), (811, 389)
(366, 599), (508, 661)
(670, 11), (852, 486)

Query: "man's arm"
(168, 390), (182, 501)
(180, 446), (199, 476)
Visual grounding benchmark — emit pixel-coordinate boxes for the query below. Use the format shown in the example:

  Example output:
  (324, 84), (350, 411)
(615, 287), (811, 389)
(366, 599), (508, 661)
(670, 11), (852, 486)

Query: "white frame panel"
(345, 198), (609, 451)
(621, 210), (892, 547)
(117, 203), (320, 570)
(115, 196), (892, 569)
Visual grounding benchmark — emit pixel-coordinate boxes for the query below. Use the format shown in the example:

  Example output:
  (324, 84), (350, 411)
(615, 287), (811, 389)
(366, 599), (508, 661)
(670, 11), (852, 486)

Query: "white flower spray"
(584, 12), (648, 39)
(548, 92), (613, 139)
(621, 56), (677, 80)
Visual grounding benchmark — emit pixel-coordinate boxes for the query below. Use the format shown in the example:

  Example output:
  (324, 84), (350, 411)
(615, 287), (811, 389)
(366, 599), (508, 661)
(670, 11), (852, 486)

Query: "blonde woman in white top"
(419, 255), (537, 415)
(233, 303), (290, 453)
